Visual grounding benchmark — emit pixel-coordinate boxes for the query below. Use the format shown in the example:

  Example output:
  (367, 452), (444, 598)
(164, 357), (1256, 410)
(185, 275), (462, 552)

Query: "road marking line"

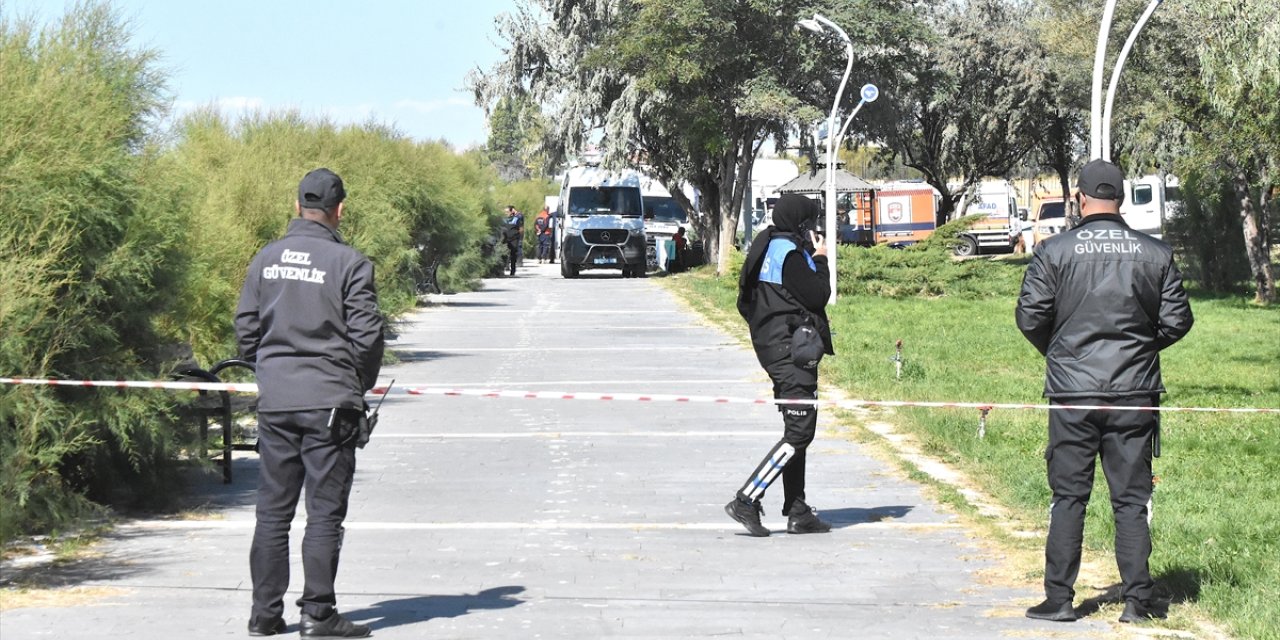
(121, 521), (959, 532)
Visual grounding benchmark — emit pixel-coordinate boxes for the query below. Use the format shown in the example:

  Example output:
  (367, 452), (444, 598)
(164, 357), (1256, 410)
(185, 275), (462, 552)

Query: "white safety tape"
(2, 377), (1278, 415)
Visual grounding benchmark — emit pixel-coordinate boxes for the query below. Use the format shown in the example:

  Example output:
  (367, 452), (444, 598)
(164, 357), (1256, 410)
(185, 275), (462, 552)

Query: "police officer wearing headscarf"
(1018, 159), (1193, 624)
(726, 193), (835, 536)
(236, 168), (384, 638)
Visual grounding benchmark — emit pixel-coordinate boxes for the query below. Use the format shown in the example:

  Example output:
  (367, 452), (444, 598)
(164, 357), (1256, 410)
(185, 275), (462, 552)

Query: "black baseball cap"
(298, 168), (346, 211)
(1077, 159), (1125, 200)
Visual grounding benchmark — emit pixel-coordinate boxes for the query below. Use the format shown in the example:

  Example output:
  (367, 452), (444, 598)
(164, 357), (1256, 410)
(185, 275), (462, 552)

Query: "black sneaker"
(1118, 600), (1165, 623)
(724, 497), (770, 537)
(300, 611), (371, 638)
(1025, 598), (1077, 622)
(248, 617), (286, 636)
(786, 500), (832, 534)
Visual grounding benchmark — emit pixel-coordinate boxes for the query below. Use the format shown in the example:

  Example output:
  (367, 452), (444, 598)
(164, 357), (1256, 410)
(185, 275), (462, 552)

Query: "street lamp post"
(1102, 0), (1164, 162)
(798, 15), (876, 305)
(1090, 0), (1120, 160)
(798, 15), (851, 304)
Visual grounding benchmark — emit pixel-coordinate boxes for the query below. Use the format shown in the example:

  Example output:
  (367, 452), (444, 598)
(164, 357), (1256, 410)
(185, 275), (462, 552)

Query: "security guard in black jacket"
(1017, 160), (1193, 624)
(726, 194), (835, 537)
(235, 168), (384, 638)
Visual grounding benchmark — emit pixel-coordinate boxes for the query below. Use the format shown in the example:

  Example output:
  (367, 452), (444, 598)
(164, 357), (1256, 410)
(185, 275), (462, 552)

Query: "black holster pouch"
(789, 315), (824, 370)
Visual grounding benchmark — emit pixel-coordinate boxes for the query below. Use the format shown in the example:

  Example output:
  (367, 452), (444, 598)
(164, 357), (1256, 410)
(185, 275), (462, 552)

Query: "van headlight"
(563, 226), (581, 237)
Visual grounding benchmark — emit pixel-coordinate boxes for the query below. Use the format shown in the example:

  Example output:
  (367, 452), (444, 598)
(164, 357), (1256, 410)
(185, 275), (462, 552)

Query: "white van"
(557, 165), (647, 278)
(1121, 174), (1181, 239)
(639, 177), (692, 272)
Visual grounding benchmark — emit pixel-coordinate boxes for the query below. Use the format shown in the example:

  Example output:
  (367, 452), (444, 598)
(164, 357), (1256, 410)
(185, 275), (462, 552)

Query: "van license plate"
(594, 257), (617, 265)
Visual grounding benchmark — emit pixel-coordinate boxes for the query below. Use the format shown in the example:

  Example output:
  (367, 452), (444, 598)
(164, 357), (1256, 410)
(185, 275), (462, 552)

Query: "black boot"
(300, 611), (371, 638)
(1025, 598), (1077, 622)
(248, 617), (286, 636)
(785, 499), (832, 534)
(724, 496), (770, 537)
(1118, 600), (1165, 623)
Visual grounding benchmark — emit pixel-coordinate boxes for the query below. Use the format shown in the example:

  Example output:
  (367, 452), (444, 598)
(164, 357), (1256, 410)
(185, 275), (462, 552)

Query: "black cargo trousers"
(1044, 396), (1158, 604)
(756, 343), (819, 516)
(249, 409), (359, 626)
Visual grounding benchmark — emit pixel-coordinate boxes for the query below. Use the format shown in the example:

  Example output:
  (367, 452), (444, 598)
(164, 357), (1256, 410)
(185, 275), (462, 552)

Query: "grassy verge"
(665, 244), (1279, 640)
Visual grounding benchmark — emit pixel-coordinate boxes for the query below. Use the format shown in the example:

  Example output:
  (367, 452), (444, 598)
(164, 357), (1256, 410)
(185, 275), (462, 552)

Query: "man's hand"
(810, 231), (827, 258)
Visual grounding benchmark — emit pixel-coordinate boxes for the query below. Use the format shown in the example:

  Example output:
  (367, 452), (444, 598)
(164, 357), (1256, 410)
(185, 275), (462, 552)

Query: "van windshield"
(642, 196), (688, 222)
(568, 187), (643, 217)
(1038, 202), (1065, 221)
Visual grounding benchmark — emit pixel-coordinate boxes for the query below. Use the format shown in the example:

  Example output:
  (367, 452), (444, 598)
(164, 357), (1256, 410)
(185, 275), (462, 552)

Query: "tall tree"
(470, 0), (919, 273)
(1184, 0), (1278, 303)
(1025, 1), (1092, 214)
(864, 0), (1052, 225)
(486, 95), (528, 181)
(485, 94), (550, 182)
(1109, 0), (1277, 303)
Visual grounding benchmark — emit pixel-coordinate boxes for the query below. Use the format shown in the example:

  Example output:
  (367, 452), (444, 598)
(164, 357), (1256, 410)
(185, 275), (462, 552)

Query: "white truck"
(1121, 174), (1181, 239)
(954, 180), (1019, 257)
(557, 165), (648, 278)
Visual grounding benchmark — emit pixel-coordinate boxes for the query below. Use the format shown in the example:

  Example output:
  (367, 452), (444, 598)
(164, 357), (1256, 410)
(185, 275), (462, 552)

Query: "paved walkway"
(0, 261), (1120, 638)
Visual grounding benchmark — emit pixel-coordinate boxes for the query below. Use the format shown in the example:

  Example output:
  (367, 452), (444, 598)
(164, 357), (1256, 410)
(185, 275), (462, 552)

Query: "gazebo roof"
(776, 167), (876, 195)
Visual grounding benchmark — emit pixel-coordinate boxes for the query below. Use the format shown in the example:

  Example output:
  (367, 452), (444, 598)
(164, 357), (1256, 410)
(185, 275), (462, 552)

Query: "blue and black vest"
(758, 237), (817, 285)
(741, 234), (832, 356)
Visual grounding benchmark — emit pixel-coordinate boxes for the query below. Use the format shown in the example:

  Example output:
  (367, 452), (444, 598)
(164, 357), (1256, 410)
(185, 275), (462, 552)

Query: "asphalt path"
(0, 261), (1119, 639)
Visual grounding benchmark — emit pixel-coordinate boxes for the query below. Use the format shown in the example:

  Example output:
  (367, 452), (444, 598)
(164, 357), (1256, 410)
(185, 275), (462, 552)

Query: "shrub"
(1, 3), (190, 539)
(159, 112), (509, 362)
(0, 3), (522, 541)
(836, 217), (1026, 299)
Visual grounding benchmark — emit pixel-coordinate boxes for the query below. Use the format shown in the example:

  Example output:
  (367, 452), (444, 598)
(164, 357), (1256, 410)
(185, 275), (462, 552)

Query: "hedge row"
(0, 4), (539, 539)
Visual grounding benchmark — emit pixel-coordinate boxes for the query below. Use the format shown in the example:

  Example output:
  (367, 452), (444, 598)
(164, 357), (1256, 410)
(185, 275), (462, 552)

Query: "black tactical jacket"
(738, 229), (834, 357)
(1016, 214), (1193, 399)
(235, 218), (384, 412)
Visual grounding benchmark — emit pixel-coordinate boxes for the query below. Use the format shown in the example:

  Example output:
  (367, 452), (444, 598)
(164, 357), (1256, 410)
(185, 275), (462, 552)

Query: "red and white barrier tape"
(381, 386), (1280, 414)
(3, 377), (1277, 415)
(0, 377), (258, 393)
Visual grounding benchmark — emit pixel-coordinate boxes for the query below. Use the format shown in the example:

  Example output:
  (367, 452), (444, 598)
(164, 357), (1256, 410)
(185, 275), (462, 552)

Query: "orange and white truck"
(871, 181), (938, 247)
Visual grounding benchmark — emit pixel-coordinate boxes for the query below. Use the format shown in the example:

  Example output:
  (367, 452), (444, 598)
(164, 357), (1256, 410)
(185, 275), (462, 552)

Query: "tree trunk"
(947, 177), (981, 227)
(709, 144), (738, 276)
(935, 188), (953, 227)
(1233, 170), (1275, 304)
(699, 182), (722, 273)
(716, 144), (755, 275)
(1057, 168), (1076, 228)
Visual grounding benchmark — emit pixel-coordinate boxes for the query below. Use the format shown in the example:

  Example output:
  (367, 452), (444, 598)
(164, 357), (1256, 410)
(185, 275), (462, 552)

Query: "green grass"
(668, 244), (1280, 640)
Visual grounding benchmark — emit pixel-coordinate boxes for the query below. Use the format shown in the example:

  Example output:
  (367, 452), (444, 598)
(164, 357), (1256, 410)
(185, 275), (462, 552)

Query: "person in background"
(668, 226), (687, 273)
(534, 206), (552, 263)
(503, 205), (524, 276)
